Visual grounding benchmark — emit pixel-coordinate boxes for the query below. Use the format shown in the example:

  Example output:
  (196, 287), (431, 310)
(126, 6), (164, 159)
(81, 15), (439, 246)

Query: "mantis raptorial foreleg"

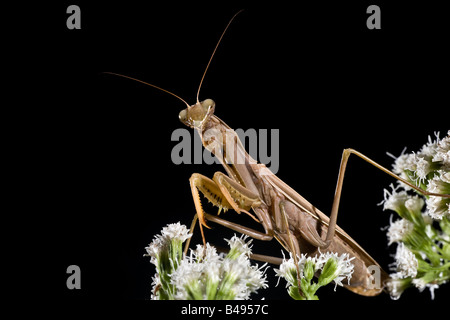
(212, 172), (262, 219)
(322, 148), (450, 249)
(189, 172), (265, 243)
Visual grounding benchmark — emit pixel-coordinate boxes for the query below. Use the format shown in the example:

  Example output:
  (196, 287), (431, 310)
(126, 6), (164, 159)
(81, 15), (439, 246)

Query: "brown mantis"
(107, 11), (450, 296)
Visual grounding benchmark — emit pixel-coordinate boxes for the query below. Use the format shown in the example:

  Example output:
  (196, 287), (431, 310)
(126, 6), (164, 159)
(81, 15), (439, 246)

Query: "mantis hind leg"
(322, 148), (450, 249)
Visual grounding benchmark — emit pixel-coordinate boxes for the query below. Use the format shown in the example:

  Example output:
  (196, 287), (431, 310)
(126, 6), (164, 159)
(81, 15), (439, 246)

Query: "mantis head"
(179, 99), (216, 129)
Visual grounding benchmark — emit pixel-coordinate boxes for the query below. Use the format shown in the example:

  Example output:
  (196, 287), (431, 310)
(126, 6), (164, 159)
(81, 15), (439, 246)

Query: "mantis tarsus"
(107, 11), (450, 296)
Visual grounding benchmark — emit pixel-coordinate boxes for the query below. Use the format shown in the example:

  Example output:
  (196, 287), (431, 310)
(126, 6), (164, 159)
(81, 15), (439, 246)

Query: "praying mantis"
(107, 11), (450, 297)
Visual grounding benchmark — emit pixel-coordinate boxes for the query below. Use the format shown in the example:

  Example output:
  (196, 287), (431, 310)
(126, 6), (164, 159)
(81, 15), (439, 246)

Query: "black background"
(26, 0), (449, 315)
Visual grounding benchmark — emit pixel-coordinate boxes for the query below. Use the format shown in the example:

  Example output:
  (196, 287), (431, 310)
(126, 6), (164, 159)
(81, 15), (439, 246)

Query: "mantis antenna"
(103, 72), (190, 108)
(104, 10), (244, 107)
(196, 9), (244, 103)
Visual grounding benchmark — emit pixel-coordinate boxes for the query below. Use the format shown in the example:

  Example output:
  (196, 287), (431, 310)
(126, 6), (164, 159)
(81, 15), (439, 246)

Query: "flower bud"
(318, 257), (339, 287)
(303, 258), (316, 282)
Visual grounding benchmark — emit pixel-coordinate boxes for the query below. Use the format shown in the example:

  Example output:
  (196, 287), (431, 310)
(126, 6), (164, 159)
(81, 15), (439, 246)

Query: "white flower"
(426, 196), (449, 220)
(391, 243), (418, 279)
(385, 278), (411, 300)
(319, 252), (355, 289)
(404, 196), (425, 214)
(392, 152), (416, 178)
(171, 243), (223, 300)
(145, 238), (165, 263)
(415, 156), (431, 182)
(412, 278), (426, 290)
(274, 254), (298, 287)
(425, 176), (450, 220)
(145, 222), (192, 257)
(192, 243), (221, 263)
(171, 258), (205, 300)
(386, 218), (414, 245)
(145, 222), (193, 267)
(225, 234), (253, 258)
(227, 255), (268, 300)
(432, 131), (450, 165)
(417, 133), (439, 159)
(382, 186), (409, 213)
(242, 262), (269, 294)
(440, 169), (450, 183)
(160, 222), (193, 243)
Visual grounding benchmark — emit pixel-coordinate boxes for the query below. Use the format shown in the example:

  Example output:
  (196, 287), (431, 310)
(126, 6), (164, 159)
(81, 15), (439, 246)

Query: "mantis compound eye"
(201, 99), (215, 112)
(179, 109), (188, 122)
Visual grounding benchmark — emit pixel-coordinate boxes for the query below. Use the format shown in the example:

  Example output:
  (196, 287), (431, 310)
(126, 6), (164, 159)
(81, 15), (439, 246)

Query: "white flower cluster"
(274, 251), (354, 299)
(382, 131), (450, 300)
(382, 185), (449, 299)
(171, 237), (268, 300)
(146, 227), (268, 300)
(390, 131), (450, 219)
